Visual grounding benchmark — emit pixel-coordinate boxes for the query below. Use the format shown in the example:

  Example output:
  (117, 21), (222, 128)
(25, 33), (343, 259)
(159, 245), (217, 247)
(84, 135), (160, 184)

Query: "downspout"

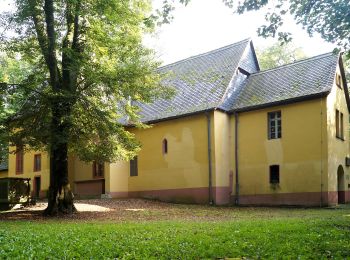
(206, 112), (213, 205)
(234, 112), (240, 205)
(320, 98), (323, 207)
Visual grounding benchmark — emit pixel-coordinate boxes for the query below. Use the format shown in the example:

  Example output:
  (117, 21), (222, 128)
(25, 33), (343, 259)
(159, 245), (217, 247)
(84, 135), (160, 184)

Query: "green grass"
(0, 207), (350, 259)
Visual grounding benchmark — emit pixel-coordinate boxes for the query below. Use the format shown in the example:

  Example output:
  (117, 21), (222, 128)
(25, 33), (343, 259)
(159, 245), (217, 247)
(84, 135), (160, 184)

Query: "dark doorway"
(34, 176), (41, 199)
(337, 166), (345, 204)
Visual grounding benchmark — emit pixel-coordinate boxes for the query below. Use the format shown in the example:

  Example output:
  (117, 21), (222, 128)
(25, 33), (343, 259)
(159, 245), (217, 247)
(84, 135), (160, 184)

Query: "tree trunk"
(44, 102), (76, 216)
(44, 143), (76, 215)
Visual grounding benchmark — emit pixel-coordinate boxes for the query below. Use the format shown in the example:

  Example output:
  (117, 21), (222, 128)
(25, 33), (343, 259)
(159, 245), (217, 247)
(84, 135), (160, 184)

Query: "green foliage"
(256, 42), (307, 70)
(0, 53), (31, 84)
(344, 55), (350, 82)
(0, 207), (349, 258)
(0, 0), (172, 163)
(232, 0), (350, 54)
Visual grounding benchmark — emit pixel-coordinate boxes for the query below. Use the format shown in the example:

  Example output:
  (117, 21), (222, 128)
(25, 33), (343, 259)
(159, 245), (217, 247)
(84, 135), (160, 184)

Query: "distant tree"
(344, 57), (350, 83)
(256, 42), (307, 70)
(228, 0), (350, 55)
(0, 0), (171, 215)
(0, 53), (30, 84)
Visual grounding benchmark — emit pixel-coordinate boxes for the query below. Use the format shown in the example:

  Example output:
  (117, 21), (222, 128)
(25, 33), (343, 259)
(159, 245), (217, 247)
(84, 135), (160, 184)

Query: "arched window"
(162, 139), (168, 154)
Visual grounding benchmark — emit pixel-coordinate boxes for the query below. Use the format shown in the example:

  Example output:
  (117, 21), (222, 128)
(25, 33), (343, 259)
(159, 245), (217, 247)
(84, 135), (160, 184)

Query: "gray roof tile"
(133, 40), (339, 123)
(137, 39), (252, 122)
(230, 53), (338, 111)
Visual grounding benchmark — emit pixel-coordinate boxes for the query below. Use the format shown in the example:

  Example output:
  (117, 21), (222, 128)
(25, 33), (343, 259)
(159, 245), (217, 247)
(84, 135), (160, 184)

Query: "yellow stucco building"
(3, 39), (350, 206)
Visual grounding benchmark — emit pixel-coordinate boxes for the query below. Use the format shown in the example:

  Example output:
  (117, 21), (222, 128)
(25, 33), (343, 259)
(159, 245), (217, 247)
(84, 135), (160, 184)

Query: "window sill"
(93, 176), (104, 179)
(336, 136), (345, 141)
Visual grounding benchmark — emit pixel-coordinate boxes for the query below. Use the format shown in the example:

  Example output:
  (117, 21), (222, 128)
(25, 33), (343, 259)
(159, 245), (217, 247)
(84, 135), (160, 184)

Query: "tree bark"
(44, 144), (76, 216)
(44, 101), (76, 216)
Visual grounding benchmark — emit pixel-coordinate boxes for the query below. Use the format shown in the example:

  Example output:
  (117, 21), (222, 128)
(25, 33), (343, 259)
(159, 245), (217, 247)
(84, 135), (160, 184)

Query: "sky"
(0, 0), (336, 66)
(145, 0), (336, 66)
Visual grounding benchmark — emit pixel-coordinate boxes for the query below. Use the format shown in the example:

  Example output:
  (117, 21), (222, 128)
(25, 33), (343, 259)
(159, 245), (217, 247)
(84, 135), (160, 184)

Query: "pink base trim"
(108, 188), (350, 206)
(109, 187), (210, 204)
(109, 187), (232, 205)
(237, 191), (350, 206)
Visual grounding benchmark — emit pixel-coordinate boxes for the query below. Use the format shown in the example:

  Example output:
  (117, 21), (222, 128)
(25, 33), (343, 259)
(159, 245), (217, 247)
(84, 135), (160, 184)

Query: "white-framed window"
(268, 111), (281, 139)
(336, 109), (344, 140)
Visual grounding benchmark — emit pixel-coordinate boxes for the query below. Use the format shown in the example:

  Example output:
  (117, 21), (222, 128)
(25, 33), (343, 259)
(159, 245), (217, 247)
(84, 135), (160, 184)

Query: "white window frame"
(268, 111), (281, 139)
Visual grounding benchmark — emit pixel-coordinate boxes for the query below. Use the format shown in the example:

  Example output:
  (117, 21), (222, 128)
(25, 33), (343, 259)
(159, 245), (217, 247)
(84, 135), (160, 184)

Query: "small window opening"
(270, 165), (280, 184)
(162, 139), (168, 154)
(34, 154), (41, 172)
(130, 157), (138, 177)
(336, 74), (342, 88)
(16, 145), (24, 174)
(93, 161), (104, 178)
(336, 109), (344, 140)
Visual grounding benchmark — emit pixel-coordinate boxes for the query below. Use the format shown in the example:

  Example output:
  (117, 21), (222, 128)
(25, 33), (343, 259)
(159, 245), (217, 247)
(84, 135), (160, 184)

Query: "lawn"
(0, 200), (349, 259)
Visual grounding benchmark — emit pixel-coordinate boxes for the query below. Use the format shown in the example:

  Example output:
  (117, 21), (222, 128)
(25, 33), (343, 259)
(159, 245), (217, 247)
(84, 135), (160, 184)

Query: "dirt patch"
(1, 198), (346, 222)
(0, 198), (236, 222)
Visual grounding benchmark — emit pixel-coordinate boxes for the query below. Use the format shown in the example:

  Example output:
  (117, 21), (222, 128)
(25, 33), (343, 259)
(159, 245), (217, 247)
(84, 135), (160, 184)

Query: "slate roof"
(230, 53), (339, 111)
(137, 38), (253, 122)
(133, 40), (340, 123)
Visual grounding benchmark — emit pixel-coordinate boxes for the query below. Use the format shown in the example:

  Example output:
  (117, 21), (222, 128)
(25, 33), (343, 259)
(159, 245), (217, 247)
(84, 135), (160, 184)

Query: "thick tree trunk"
(44, 101), (76, 216)
(44, 142), (76, 215)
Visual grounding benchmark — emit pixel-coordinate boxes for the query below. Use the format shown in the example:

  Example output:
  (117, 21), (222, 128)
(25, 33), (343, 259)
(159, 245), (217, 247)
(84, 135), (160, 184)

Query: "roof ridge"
(250, 52), (336, 76)
(158, 38), (251, 70)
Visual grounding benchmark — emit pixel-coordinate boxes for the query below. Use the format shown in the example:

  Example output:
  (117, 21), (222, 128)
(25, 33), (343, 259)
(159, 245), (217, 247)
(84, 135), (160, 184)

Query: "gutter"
(234, 112), (239, 205)
(206, 112), (213, 205)
(126, 108), (227, 127)
(228, 92), (330, 114)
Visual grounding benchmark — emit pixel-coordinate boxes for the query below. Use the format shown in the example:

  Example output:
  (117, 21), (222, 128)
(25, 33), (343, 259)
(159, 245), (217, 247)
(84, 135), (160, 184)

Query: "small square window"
(270, 165), (280, 184)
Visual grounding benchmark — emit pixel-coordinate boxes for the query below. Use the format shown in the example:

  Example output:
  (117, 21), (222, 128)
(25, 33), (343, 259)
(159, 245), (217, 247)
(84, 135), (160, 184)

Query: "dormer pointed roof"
(137, 38), (258, 122)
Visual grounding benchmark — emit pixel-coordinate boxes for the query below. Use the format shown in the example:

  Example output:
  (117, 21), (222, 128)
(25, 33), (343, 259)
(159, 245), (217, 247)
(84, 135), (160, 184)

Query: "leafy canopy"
(256, 42), (307, 70)
(0, 0), (172, 162)
(228, 0), (350, 54)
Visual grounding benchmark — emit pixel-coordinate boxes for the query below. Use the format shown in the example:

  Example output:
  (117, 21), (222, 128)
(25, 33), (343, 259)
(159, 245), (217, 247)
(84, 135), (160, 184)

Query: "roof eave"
(125, 107), (227, 126)
(229, 91), (331, 113)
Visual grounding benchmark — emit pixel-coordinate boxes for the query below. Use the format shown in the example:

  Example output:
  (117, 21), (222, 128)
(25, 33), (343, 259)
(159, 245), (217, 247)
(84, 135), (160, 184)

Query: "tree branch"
(43, 0), (59, 89)
(28, 0), (49, 66)
(62, 0), (74, 90)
